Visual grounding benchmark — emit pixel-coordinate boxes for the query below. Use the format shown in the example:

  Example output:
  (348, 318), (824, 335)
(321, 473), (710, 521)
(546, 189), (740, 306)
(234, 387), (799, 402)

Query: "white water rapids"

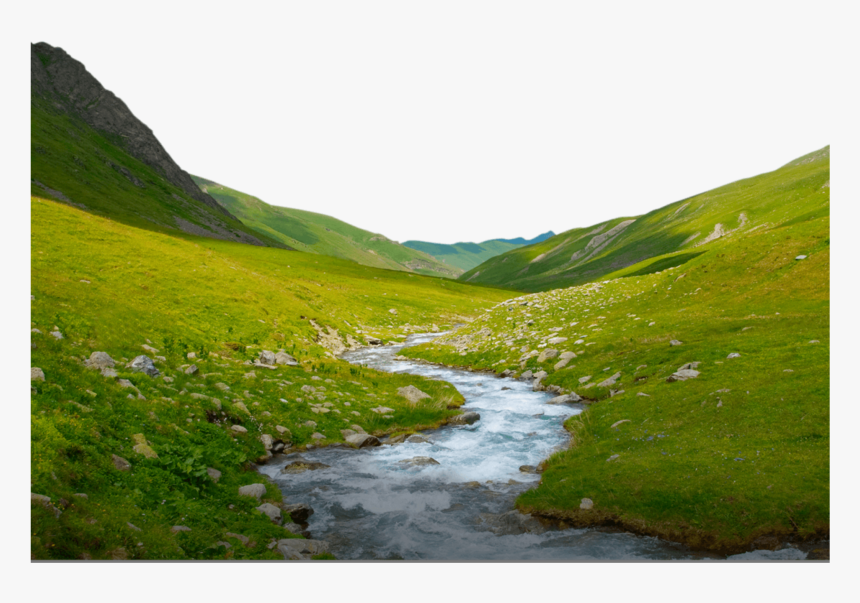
(259, 333), (810, 560)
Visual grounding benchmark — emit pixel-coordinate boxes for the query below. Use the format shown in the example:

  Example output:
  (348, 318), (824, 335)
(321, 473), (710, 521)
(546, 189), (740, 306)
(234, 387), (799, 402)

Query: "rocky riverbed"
(259, 333), (815, 560)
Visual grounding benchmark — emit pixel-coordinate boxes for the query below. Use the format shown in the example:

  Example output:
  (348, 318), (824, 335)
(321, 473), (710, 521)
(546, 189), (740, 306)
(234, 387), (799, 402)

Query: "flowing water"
(260, 333), (807, 560)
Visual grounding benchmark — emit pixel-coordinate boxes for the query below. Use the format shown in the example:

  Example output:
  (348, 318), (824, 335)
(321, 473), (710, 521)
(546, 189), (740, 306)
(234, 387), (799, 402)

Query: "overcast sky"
(28, 1), (835, 244)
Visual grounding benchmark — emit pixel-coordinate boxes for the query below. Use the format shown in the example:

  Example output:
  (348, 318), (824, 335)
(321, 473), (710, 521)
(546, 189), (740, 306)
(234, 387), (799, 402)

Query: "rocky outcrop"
(31, 42), (232, 217)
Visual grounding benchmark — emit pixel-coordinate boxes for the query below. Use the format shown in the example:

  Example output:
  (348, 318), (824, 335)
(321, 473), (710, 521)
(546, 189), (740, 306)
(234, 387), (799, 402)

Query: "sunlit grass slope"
(30, 98), (282, 248)
(193, 177), (462, 278)
(402, 150), (829, 552)
(30, 197), (511, 559)
(460, 147), (830, 292)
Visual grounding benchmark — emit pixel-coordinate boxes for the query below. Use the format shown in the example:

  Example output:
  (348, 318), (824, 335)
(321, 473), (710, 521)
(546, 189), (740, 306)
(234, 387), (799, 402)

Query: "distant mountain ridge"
(30, 42), (282, 247)
(194, 177), (463, 278)
(402, 231), (555, 272)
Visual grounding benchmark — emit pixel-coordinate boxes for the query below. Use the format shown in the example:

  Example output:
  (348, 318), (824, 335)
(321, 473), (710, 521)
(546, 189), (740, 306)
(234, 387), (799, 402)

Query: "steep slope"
(402, 231), (556, 272)
(30, 42), (283, 248)
(29, 196), (512, 560)
(460, 147), (830, 291)
(402, 159), (829, 551)
(193, 177), (462, 278)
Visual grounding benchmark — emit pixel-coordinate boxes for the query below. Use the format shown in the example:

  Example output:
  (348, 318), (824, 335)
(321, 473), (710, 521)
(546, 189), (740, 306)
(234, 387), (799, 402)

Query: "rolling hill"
(402, 231), (555, 272)
(459, 147), (830, 291)
(194, 177), (463, 278)
(30, 42), (285, 248)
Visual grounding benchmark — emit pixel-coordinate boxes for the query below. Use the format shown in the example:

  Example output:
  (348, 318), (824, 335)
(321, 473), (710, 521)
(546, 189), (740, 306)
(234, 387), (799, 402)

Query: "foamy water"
(259, 333), (813, 560)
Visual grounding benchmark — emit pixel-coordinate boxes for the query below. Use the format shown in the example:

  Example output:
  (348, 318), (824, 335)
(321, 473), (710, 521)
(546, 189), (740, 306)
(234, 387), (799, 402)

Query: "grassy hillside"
(194, 177), (462, 279)
(402, 231), (555, 272)
(29, 197), (512, 559)
(31, 44), (282, 248)
(460, 147), (830, 292)
(401, 150), (829, 552)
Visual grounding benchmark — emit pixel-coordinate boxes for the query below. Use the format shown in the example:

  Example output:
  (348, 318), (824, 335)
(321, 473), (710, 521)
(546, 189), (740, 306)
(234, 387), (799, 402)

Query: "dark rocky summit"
(31, 42), (229, 217)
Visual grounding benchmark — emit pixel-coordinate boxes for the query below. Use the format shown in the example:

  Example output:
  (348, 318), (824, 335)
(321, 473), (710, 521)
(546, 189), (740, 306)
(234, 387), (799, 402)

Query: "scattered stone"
(132, 443), (158, 459)
(258, 350), (276, 365)
(311, 432), (326, 440)
(244, 371), (256, 379)
(398, 456), (440, 467)
(578, 375), (592, 384)
(546, 393), (582, 405)
(231, 425), (248, 434)
(637, 392), (651, 397)
(207, 467), (221, 483)
(795, 255), (807, 260)
(397, 385), (431, 405)
(238, 483), (266, 501)
(215, 382), (230, 391)
(31, 367), (45, 381)
(727, 352), (741, 359)
(537, 348), (559, 362)
(607, 454), (620, 462)
(519, 465), (538, 474)
(350, 424), (366, 434)
(278, 539), (330, 560)
(111, 454), (131, 471)
(580, 498), (594, 510)
(345, 433), (381, 448)
(548, 337), (568, 345)
(611, 420), (630, 428)
(261, 434), (274, 450)
(171, 526), (191, 533)
(256, 503), (282, 523)
(85, 352), (115, 370)
(127, 522), (141, 532)
(142, 344), (159, 354)
(808, 340), (820, 344)
(274, 351), (298, 366)
(184, 364), (198, 376)
(233, 401), (250, 414)
(129, 355), (160, 377)
(282, 503), (314, 524)
(406, 434), (432, 444)
(280, 460), (330, 474)
(51, 330), (64, 340)
(670, 340), (683, 346)
(275, 425), (291, 437)
(449, 411), (480, 426)
(370, 406), (395, 414)
(597, 372), (621, 388)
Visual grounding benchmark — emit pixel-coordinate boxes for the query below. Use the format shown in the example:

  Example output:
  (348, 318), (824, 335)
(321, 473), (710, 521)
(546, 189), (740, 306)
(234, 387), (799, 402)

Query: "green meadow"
(30, 197), (511, 559)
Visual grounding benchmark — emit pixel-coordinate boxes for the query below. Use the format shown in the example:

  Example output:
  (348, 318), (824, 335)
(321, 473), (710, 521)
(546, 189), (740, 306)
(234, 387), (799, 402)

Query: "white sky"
(27, 1), (836, 244)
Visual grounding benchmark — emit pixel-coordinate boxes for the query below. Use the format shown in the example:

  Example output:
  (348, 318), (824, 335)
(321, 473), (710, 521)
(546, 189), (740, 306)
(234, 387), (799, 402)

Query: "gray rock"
(580, 498), (594, 510)
(607, 454), (620, 462)
(51, 330), (63, 340)
(366, 337), (382, 345)
(238, 483), (266, 501)
(667, 369), (700, 382)
(548, 337), (568, 345)
(537, 349), (558, 362)
(449, 411), (480, 426)
(231, 425), (248, 434)
(478, 511), (547, 536)
(597, 372), (621, 388)
(350, 424), (367, 434)
(727, 352), (741, 359)
(258, 350), (276, 366)
(578, 375), (592, 384)
(670, 340), (683, 346)
(281, 503), (314, 524)
(129, 355), (160, 377)
(398, 456), (440, 467)
(311, 432), (326, 440)
(280, 460), (331, 474)
(171, 525), (191, 533)
(406, 434), (432, 444)
(256, 502), (282, 522)
(31, 367), (45, 381)
(277, 538), (329, 560)
(397, 385), (431, 404)
(261, 434), (274, 450)
(184, 364), (198, 375)
(214, 382), (230, 391)
(111, 454), (131, 471)
(795, 255), (807, 260)
(206, 467), (221, 483)
(520, 370), (534, 381)
(274, 351), (298, 366)
(546, 393), (582, 405)
(519, 465), (538, 474)
(345, 433), (381, 448)
(100, 367), (118, 378)
(85, 352), (115, 369)
(611, 420), (630, 428)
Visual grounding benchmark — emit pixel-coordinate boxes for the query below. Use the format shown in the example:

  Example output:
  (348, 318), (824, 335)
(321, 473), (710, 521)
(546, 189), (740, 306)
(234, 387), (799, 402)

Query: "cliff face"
(31, 42), (231, 217)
